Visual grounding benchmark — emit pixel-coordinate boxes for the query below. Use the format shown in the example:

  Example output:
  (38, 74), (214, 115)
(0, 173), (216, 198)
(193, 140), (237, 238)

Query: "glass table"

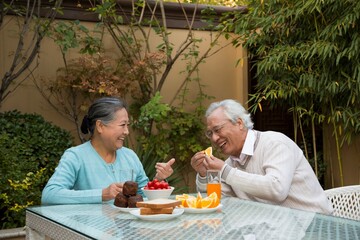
(26, 196), (360, 240)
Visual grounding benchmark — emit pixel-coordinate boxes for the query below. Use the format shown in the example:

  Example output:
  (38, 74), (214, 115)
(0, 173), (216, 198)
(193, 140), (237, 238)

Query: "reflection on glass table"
(26, 196), (360, 240)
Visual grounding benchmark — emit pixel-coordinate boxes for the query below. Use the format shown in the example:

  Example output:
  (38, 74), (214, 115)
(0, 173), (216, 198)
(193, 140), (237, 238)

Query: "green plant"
(0, 110), (73, 229)
(227, 0), (360, 186)
(132, 92), (209, 190)
(166, 0), (248, 7)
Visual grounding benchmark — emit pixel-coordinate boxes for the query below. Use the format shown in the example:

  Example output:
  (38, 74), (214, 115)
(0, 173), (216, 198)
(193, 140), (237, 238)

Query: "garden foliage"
(0, 111), (73, 229)
(226, 0), (360, 185)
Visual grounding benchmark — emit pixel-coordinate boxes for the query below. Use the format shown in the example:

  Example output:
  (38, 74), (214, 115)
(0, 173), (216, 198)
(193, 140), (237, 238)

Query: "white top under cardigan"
(196, 130), (333, 215)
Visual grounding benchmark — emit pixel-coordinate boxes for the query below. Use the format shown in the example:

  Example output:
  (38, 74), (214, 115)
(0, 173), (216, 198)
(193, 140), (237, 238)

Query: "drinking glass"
(206, 170), (221, 199)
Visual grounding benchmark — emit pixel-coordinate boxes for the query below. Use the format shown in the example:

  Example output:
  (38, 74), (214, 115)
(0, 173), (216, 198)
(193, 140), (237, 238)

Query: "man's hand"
(203, 155), (224, 171)
(191, 151), (224, 177)
(190, 151), (208, 177)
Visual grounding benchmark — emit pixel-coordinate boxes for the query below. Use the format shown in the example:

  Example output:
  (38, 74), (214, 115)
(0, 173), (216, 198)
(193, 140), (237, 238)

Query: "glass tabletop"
(26, 196), (360, 240)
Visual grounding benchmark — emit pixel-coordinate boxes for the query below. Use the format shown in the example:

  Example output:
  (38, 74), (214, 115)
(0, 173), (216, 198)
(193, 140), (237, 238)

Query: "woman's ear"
(95, 120), (104, 133)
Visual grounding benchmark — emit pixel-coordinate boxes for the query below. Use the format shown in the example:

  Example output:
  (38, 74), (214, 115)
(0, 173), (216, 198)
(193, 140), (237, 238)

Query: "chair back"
(324, 185), (360, 221)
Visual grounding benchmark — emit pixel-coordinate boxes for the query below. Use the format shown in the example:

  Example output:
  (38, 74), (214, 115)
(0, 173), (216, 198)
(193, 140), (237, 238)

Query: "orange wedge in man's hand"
(204, 146), (212, 156)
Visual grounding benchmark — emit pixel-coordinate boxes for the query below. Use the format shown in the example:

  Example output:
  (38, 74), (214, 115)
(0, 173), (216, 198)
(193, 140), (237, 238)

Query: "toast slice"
(136, 199), (181, 209)
(140, 207), (174, 215)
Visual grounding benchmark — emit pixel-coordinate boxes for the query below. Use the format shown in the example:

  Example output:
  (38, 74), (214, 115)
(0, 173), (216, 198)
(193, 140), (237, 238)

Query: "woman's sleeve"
(41, 150), (102, 205)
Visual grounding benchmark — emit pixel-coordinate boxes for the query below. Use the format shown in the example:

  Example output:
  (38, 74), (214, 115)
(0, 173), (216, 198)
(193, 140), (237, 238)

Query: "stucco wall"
(1, 16), (248, 141)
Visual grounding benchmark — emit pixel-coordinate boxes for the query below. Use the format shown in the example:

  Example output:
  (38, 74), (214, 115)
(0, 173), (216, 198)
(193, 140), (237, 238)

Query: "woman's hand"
(154, 158), (175, 180)
(102, 182), (123, 201)
(190, 151), (208, 177)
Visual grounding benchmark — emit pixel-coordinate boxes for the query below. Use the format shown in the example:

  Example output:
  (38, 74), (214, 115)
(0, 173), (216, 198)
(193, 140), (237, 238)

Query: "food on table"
(207, 192), (220, 207)
(114, 192), (128, 208)
(176, 192), (220, 209)
(175, 194), (192, 207)
(204, 146), (212, 156)
(140, 207), (174, 215)
(136, 199), (182, 215)
(128, 194), (144, 208)
(123, 181), (138, 196)
(136, 198), (181, 208)
(114, 181), (143, 208)
(143, 179), (171, 190)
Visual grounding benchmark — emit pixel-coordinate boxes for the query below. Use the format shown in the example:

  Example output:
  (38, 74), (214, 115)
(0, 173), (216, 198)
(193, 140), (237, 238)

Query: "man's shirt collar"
(230, 130), (255, 164)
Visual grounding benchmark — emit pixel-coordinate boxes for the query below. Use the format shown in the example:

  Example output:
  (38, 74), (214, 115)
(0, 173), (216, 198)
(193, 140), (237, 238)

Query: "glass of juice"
(206, 170), (221, 199)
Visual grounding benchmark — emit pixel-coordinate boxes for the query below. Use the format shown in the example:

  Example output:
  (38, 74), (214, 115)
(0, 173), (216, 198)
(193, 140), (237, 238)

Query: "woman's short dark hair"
(80, 97), (127, 135)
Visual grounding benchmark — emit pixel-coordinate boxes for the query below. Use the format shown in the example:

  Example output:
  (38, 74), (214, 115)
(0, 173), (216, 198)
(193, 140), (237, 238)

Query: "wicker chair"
(324, 185), (360, 221)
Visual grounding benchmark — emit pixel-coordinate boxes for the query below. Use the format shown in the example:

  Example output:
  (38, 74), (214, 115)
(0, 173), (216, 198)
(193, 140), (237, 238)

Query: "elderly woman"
(42, 97), (174, 205)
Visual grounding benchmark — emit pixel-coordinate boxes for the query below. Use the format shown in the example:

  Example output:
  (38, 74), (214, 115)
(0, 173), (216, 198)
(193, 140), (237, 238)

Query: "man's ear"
(237, 118), (244, 129)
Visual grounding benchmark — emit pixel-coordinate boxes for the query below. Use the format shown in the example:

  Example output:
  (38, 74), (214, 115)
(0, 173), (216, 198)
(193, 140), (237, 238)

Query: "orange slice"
(186, 197), (198, 208)
(208, 192), (220, 208)
(196, 192), (202, 208)
(204, 147), (212, 156)
(176, 194), (194, 207)
(201, 197), (213, 208)
(179, 192), (215, 209)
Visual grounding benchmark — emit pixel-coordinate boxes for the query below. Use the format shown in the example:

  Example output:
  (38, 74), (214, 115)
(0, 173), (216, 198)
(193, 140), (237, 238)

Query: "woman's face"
(98, 108), (130, 151)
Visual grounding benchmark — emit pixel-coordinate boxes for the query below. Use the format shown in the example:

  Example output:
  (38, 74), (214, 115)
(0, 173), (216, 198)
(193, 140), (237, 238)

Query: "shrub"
(0, 110), (74, 229)
(132, 93), (209, 191)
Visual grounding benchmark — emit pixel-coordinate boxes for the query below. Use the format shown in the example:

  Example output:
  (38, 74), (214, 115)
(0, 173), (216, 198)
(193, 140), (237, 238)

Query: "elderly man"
(191, 99), (333, 214)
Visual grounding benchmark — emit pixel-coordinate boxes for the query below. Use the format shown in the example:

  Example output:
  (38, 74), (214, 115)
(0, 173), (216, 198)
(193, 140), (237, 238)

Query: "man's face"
(206, 107), (246, 156)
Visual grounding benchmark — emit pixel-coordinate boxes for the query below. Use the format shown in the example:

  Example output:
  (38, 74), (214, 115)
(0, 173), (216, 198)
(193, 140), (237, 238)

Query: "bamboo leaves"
(229, 0), (360, 186)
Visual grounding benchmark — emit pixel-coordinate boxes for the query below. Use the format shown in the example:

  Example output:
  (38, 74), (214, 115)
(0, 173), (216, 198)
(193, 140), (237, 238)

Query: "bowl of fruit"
(142, 179), (174, 200)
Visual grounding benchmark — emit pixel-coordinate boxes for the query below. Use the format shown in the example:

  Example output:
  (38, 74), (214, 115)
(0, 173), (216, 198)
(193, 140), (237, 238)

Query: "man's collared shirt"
(229, 129), (256, 165)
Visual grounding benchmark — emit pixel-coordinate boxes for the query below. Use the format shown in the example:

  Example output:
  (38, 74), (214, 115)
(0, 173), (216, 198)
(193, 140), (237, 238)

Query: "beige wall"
(323, 125), (360, 188)
(1, 17), (248, 140)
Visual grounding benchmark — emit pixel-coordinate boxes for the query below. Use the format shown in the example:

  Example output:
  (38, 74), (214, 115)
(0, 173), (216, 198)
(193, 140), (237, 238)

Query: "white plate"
(181, 204), (222, 214)
(129, 208), (184, 221)
(112, 205), (139, 213)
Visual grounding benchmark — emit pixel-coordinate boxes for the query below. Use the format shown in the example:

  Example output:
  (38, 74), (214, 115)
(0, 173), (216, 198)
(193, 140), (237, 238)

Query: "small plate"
(181, 204), (222, 214)
(129, 208), (184, 221)
(112, 205), (139, 213)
